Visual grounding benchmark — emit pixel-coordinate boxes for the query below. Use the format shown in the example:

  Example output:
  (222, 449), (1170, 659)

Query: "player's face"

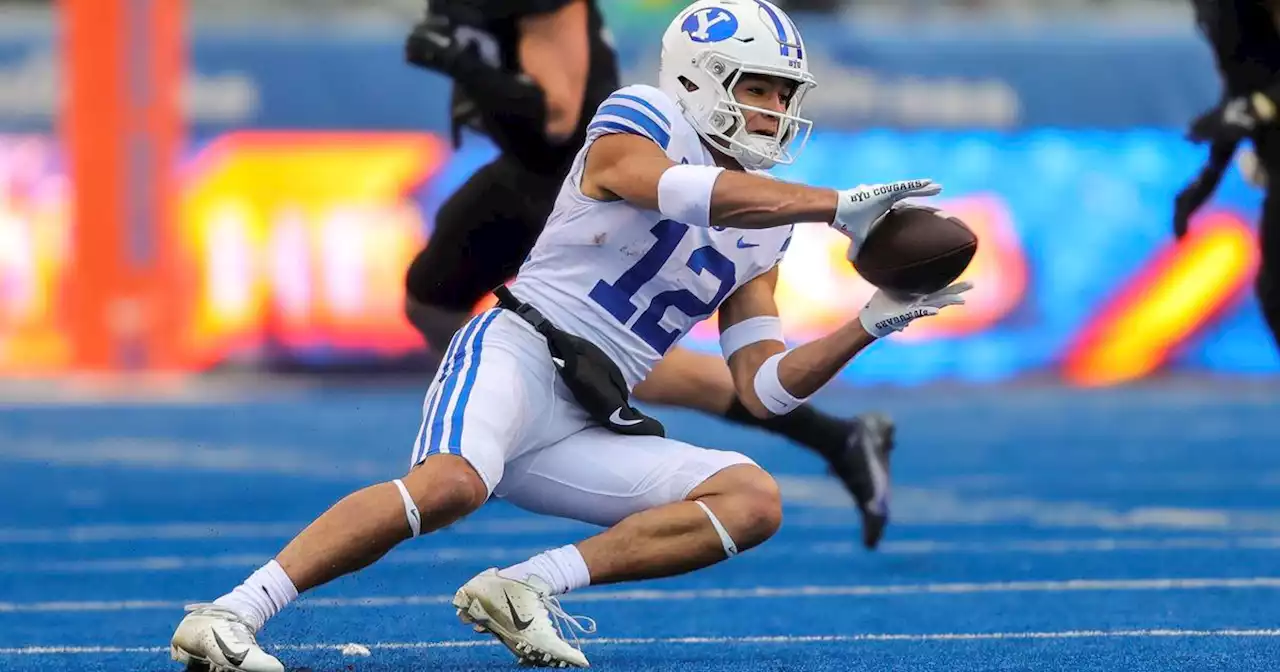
(732, 74), (797, 137)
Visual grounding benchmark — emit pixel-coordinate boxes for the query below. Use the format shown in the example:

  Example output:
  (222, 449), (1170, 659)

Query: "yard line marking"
(8, 536), (1280, 574)
(0, 518), (583, 544)
(5, 629), (1280, 656)
(8, 492), (1280, 546)
(3, 577), (1279, 614)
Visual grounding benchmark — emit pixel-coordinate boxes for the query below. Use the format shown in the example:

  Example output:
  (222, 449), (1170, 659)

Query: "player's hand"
(858, 282), (971, 339)
(1170, 137), (1245, 240)
(1172, 182), (1199, 240)
(405, 15), (465, 74)
(831, 179), (942, 256)
(1188, 92), (1277, 144)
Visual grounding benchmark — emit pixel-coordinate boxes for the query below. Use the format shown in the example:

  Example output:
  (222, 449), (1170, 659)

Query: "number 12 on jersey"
(588, 219), (736, 353)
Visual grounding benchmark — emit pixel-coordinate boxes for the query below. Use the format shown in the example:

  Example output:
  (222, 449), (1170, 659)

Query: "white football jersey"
(509, 84), (793, 388)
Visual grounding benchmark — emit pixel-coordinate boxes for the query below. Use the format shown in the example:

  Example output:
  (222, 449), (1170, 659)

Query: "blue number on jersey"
(588, 219), (737, 353)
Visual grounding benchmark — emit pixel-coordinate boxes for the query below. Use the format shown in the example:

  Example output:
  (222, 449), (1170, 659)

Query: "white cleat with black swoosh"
(170, 604), (284, 672)
(453, 568), (596, 668)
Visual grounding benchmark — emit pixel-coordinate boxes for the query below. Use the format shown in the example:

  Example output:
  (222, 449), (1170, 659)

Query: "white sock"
(212, 560), (299, 631)
(498, 545), (591, 596)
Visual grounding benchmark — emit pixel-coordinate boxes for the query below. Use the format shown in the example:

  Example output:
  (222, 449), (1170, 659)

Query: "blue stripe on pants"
(447, 311), (500, 450)
(411, 323), (470, 466)
(425, 310), (499, 458)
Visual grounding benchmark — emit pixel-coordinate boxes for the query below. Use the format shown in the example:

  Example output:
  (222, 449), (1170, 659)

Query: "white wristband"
(753, 351), (809, 415)
(719, 316), (784, 360)
(658, 163), (724, 228)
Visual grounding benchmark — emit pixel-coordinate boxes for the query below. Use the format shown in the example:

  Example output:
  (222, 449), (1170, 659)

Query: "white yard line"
(3, 577), (1279, 614)
(5, 628), (1280, 656)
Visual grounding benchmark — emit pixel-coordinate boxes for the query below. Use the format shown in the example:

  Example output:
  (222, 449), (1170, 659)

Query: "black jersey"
(1193, 0), (1280, 96)
(439, 0), (619, 174)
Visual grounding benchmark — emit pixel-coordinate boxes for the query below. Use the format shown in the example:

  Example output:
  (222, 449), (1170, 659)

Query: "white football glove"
(832, 179), (942, 256)
(858, 282), (972, 339)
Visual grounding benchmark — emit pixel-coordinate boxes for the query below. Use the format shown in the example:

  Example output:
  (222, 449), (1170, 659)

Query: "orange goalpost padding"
(59, 0), (186, 372)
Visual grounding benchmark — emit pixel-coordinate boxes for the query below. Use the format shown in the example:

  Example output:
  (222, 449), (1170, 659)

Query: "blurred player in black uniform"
(1177, 0), (1280, 348)
(402, 0), (898, 548)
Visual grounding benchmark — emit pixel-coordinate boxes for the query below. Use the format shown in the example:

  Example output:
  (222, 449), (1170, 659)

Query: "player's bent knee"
(404, 454), (489, 519)
(690, 463), (783, 553)
(404, 296), (470, 354)
(731, 468), (783, 549)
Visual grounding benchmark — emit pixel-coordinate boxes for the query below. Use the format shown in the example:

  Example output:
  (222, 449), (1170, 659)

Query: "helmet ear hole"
(711, 111), (734, 134)
(678, 76), (699, 93)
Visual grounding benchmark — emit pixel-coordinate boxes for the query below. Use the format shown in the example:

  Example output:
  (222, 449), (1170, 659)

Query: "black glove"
(1172, 138), (1239, 240)
(403, 0), (553, 166)
(1188, 92), (1278, 144)
(405, 0), (501, 74)
(405, 15), (467, 75)
(1173, 180), (1206, 239)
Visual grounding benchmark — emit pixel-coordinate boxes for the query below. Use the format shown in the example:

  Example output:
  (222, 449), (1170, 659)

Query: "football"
(852, 205), (978, 296)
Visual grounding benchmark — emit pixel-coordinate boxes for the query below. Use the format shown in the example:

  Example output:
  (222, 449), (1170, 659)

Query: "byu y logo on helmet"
(680, 7), (739, 43)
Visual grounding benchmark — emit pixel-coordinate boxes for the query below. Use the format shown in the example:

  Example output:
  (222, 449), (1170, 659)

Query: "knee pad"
(407, 157), (551, 311)
(405, 245), (481, 311)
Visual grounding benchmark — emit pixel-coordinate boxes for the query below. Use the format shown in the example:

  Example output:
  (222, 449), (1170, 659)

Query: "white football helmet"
(659, 0), (817, 170)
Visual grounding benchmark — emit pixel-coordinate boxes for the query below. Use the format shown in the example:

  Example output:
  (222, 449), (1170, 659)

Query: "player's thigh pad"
(492, 428), (757, 527)
(409, 309), (556, 494)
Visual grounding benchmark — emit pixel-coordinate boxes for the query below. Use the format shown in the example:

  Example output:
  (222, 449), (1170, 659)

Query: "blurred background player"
(1176, 0), (1280, 348)
(401, 0), (898, 548)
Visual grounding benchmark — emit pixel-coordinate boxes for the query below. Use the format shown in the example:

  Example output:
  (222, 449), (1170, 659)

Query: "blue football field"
(1, 376), (1278, 671)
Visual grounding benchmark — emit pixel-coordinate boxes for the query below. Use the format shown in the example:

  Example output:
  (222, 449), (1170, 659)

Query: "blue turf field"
(1, 377), (1279, 671)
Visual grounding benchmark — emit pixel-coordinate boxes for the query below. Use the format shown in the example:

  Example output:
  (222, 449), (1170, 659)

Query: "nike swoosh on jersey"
(736, 236), (759, 249)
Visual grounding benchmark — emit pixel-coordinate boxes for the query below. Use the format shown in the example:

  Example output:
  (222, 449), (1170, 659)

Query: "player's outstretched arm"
(582, 133), (940, 256)
(583, 134), (835, 226)
(718, 269), (971, 419)
(718, 269), (871, 418)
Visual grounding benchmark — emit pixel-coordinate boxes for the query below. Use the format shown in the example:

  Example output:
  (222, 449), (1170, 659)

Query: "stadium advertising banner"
(1, 129), (1272, 384)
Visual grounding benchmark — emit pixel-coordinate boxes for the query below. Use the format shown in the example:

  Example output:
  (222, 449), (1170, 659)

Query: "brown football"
(852, 205), (978, 295)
